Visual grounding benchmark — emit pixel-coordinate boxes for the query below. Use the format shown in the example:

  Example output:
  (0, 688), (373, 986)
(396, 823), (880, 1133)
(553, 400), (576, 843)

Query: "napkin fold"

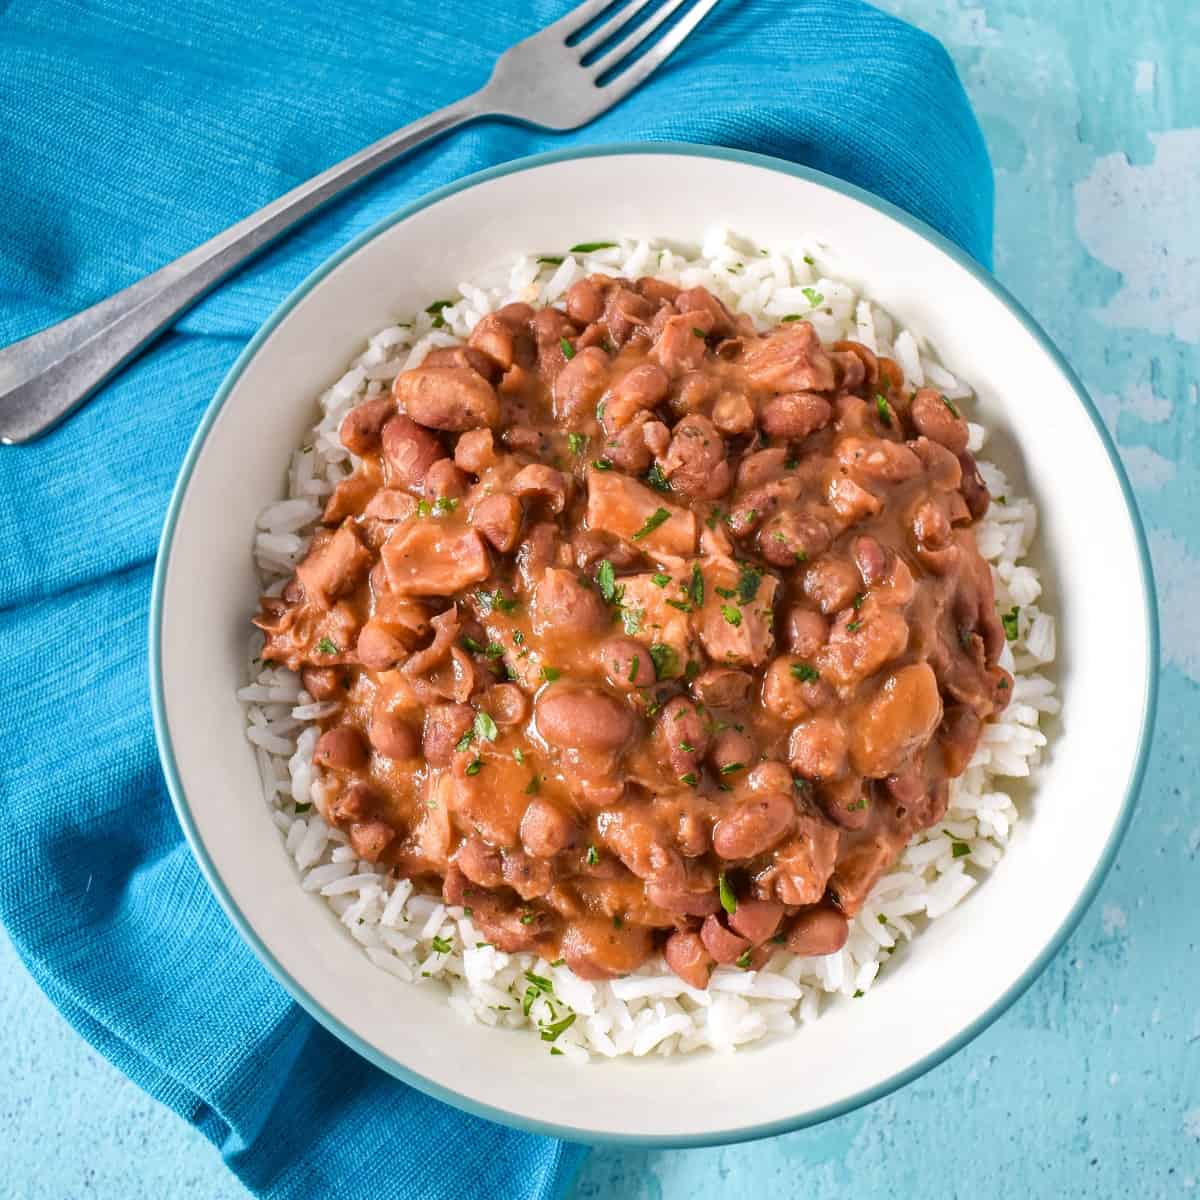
(0, 1), (991, 1195)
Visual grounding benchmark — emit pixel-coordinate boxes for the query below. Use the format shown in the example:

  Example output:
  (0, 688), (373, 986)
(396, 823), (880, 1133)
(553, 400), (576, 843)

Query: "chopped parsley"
(736, 565), (762, 603)
(525, 775), (540, 795)
(951, 841), (971, 858)
(628, 654), (641, 683)
(465, 758), (483, 776)
(461, 635), (486, 654)
(519, 912), (536, 925)
(780, 314), (803, 323)
(294, 802), (312, 814)
(853, 592), (866, 611)
(651, 572), (671, 588)
(434, 496), (458, 513)
(1001, 605), (1020, 641)
(591, 458), (613, 471)
(540, 666), (561, 683)
(473, 711), (498, 742)
(685, 659), (700, 681)
(803, 254), (815, 265)
(718, 872), (737, 915)
(790, 662), (820, 683)
(664, 598), (692, 614)
(513, 747), (525, 764)
(649, 643), (677, 679)
(586, 844), (599, 866)
(802, 287), (824, 308)
(735, 949), (753, 969)
(539, 1012), (577, 1043)
(596, 559), (617, 603)
(846, 620), (862, 633)
(689, 563), (705, 608)
(847, 795), (869, 812)
(719, 761), (744, 775)
(567, 432), (587, 455)
(612, 915), (624, 929)
(631, 507), (672, 541)
(878, 914), (889, 925)
(454, 730), (474, 753)
(537, 255), (565, 266)
(942, 395), (961, 418)
(875, 394), (892, 427)
(430, 935), (452, 954)
(645, 463), (671, 493)
(621, 606), (644, 635)
(559, 336), (575, 360)
(720, 604), (743, 628)
(692, 327), (707, 338)
(679, 772), (699, 788)
(315, 637), (337, 655)
(958, 627), (974, 650)
(477, 588), (518, 615)
(416, 499), (433, 517)
(524, 969), (553, 994)
(425, 298), (454, 328)
(853, 989), (865, 998)
(569, 241), (617, 253)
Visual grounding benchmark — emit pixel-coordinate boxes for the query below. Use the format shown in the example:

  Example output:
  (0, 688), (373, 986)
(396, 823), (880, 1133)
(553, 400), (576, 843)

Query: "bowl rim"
(149, 140), (1159, 1149)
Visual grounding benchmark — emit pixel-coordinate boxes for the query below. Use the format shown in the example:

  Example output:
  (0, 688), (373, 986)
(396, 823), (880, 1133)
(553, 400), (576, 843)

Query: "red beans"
(564, 278), (606, 325)
(356, 620), (407, 671)
(759, 392), (832, 439)
(788, 717), (849, 780)
(708, 728), (756, 775)
(381, 415), (447, 490)
(911, 387), (969, 454)
(654, 696), (709, 780)
(785, 904), (849, 957)
(519, 798), (578, 858)
(301, 666), (343, 701)
(369, 711), (419, 760)
(664, 929), (714, 989)
(728, 898), (784, 945)
(535, 687), (636, 754)
(339, 396), (395, 455)
(560, 916), (653, 980)
(393, 366), (500, 430)
(313, 725), (367, 771)
(700, 914), (751, 965)
(782, 608), (828, 658)
(349, 820), (395, 863)
(660, 414), (731, 500)
(712, 793), (795, 860)
(422, 703), (475, 767)
(598, 636), (656, 691)
(471, 493), (523, 553)
(646, 884), (721, 916)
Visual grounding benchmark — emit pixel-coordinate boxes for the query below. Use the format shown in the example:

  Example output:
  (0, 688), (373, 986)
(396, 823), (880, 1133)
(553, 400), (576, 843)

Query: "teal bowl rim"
(150, 140), (1159, 1149)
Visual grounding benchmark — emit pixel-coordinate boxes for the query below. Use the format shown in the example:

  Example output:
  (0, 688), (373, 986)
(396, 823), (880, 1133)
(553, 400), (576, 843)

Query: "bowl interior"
(153, 147), (1154, 1145)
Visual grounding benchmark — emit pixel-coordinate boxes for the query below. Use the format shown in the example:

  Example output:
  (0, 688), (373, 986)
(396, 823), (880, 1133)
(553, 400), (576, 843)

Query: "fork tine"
(595, 0), (720, 93)
(574, 0), (659, 57)
(543, 0), (624, 41)
(588, 0), (690, 75)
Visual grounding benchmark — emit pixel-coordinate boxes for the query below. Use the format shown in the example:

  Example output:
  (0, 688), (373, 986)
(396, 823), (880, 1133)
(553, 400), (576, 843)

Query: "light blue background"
(3, 0), (1197, 1195)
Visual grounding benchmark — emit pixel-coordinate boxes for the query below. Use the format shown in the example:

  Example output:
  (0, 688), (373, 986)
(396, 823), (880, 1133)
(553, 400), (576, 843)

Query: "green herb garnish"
(569, 241), (617, 253)
(315, 637), (337, 655)
(586, 844), (599, 866)
(525, 776), (540, 795)
(567, 432), (587, 455)
(802, 287), (824, 308)
(645, 463), (671, 493)
(736, 565), (762, 604)
(875, 394), (892, 427)
(718, 872), (737, 914)
(559, 336), (575, 360)
(473, 711), (498, 742)
(540, 1012), (577, 1043)
(951, 841), (971, 858)
(540, 666), (561, 683)
(591, 458), (613, 472)
(465, 758), (483, 776)
(537, 255), (565, 266)
(679, 772), (698, 787)
(790, 662), (820, 683)
(434, 496), (458, 513)
(846, 620), (862, 633)
(652, 572), (671, 587)
(942, 395), (961, 418)
(454, 730), (474, 753)
(735, 949), (753, 969)
(1001, 606), (1020, 641)
(628, 654), (640, 683)
(430, 935), (452, 954)
(720, 604), (742, 627)
(719, 762), (744, 776)
(631, 507), (671, 541)
(596, 559), (617, 603)
(294, 802), (312, 814)
(648, 643), (677, 679)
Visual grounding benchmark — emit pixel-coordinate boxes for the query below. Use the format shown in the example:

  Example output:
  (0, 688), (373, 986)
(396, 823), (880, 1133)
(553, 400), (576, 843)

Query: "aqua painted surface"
(2, 1), (1197, 1195)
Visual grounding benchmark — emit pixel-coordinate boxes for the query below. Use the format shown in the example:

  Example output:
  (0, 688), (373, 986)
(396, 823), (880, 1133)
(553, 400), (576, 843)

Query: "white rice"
(240, 231), (1058, 1061)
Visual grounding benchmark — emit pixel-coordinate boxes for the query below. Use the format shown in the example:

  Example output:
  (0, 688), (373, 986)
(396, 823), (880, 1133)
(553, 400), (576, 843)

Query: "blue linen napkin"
(0, 0), (991, 1195)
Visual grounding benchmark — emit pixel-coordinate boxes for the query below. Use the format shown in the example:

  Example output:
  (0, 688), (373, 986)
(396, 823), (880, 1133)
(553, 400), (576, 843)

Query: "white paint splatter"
(1118, 446), (1176, 489)
(1075, 130), (1200, 343)
(1149, 531), (1200, 681)
(1095, 382), (1174, 427)
(1108, 1072), (1120, 1086)
(1135, 60), (1156, 94)
(1102, 904), (1128, 935)
(1185, 1108), (1200, 1140)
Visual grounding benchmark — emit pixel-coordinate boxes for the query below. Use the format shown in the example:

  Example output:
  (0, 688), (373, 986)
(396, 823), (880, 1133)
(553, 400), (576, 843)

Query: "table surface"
(4, 1), (1198, 1196)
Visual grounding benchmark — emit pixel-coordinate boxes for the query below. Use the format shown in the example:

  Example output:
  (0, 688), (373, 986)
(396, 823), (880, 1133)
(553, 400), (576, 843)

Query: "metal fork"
(0, 0), (721, 444)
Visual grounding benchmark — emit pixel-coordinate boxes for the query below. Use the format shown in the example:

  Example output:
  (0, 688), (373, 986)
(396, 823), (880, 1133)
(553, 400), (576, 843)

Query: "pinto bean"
(785, 904), (849, 956)
(356, 620), (407, 670)
(700, 914), (751, 965)
(339, 396), (395, 455)
(393, 366), (500, 431)
(421, 345), (501, 382)
(598, 636), (656, 691)
(604, 286), (657, 347)
(664, 929), (714, 989)
(561, 915), (653, 980)
(653, 310), (713, 375)
(747, 760), (794, 795)
(772, 814), (840, 905)
(853, 535), (889, 586)
(712, 793), (795, 859)
(369, 711), (419, 760)
(561, 277), (604, 324)
(469, 493), (523, 554)
(520, 797), (578, 858)
(381, 415), (447, 490)
(454, 428), (495, 474)
(782, 608), (828, 658)
(301, 666), (344, 702)
(425, 458), (468, 501)
(760, 392), (833, 439)
(728, 898), (784, 945)
(802, 558), (862, 614)
(759, 508), (831, 567)
(849, 663), (943, 778)
(600, 410), (656, 474)
(512, 464), (568, 514)
(762, 656), (817, 722)
(605, 362), (671, 431)
(422, 703), (475, 767)
(502, 848), (554, 900)
(788, 717), (849, 780)
(676, 286), (735, 338)
(553, 345), (609, 423)
(456, 835), (505, 888)
(314, 725), (368, 771)
(711, 389), (756, 435)
(480, 683), (529, 727)
(660, 414), (731, 500)
(708, 728), (756, 775)
(636, 275), (681, 305)
(533, 568), (608, 637)
(654, 696), (710, 779)
(349, 820), (394, 863)
(536, 687), (636, 753)
(911, 388), (969, 454)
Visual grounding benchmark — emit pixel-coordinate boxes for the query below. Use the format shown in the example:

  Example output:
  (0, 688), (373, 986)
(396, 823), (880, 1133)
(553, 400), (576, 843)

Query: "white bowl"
(151, 145), (1158, 1146)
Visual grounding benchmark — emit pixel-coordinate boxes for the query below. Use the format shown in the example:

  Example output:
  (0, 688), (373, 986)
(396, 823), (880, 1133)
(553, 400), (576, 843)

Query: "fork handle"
(0, 94), (485, 445)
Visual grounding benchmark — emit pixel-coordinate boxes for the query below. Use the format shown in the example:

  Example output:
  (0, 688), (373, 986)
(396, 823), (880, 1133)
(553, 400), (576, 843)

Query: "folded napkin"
(0, 1), (991, 1195)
